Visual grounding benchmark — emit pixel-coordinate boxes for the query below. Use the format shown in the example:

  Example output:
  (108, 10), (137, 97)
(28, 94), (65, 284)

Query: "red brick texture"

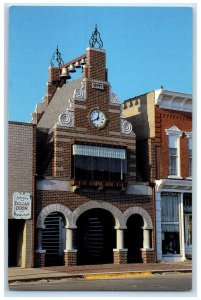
(141, 249), (155, 263)
(155, 107), (192, 179)
(64, 251), (77, 266)
(35, 252), (46, 268)
(113, 250), (128, 264)
(84, 48), (106, 81)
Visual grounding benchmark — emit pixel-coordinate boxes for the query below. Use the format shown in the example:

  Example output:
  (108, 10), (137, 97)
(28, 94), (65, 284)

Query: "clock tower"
(32, 26), (155, 267)
(52, 28), (136, 185)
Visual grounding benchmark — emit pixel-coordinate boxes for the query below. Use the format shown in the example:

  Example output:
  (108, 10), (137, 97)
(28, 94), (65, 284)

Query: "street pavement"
(9, 272), (192, 291)
(8, 261), (192, 284)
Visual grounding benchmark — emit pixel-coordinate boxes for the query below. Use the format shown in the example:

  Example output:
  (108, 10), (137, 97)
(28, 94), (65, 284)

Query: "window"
(161, 193), (181, 255)
(185, 132), (192, 178)
(169, 148), (178, 175)
(72, 144), (127, 182)
(165, 126), (182, 177)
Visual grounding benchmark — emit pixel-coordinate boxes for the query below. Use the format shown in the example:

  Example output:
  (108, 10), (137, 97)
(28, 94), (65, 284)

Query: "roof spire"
(89, 24), (103, 49)
(50, 45), (64, 68)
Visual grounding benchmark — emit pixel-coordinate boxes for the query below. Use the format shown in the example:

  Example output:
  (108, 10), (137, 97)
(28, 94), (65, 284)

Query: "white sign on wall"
(92, 82), (104, 90)
(12, 192), (32, 219)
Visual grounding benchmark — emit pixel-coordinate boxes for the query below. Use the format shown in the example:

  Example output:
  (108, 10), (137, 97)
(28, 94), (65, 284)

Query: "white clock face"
(90, 109), (106, 128)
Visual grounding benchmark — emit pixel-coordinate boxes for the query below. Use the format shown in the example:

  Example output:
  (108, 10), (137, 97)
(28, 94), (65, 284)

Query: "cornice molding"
(155, 89), (192, 113)
(155, 179), (192, 192)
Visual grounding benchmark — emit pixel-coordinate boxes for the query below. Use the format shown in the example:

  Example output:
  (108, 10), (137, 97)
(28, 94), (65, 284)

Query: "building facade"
(30, 45), (156, 267)
(123, 89), (192, 262)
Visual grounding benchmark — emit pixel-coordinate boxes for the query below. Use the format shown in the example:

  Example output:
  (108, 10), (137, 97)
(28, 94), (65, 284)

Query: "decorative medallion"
(73, 81), (86, 100)
(57, 110), (74, 127)
(121, 119), (133, 134)
(109, 85), (119, 104)
(110, 92), (119, 104)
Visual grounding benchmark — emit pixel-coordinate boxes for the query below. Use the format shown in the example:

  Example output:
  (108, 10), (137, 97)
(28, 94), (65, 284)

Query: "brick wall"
(155, 107), (192, 178)
(136, 138), (156, 182)
(84, 48), (106, 81)
(8, 122), (36, 217)
(8, 121), (36, 267)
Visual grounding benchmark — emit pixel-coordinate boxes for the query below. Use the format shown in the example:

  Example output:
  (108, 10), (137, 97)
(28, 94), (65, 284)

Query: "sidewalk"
(8, 261), (192, 283)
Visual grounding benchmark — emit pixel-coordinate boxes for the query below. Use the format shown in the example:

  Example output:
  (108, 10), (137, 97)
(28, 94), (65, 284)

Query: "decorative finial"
(89, 24), (103, 49)
(50, 46), (64, 68)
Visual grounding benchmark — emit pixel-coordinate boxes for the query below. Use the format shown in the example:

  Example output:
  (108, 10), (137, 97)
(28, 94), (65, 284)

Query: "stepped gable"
(37, 77), (82, 130)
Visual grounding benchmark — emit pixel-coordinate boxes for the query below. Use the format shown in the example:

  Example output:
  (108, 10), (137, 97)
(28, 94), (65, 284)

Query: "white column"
(65, 227), (73, 251)
(143, 228), (151, 249)
(155, 190), (162, 261)
(180, 192), (186, 260)
(116, 229), (124, 249)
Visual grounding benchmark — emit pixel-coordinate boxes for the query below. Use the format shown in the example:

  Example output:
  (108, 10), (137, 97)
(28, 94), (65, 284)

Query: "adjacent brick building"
(8, 122), (36, 267)
(123, 89), (192, 262)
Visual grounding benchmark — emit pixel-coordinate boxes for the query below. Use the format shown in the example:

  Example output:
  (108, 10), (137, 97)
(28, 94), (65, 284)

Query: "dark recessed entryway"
(8, 219), (25, 267)
(76, 208), (116, 265)
(125, 214), (144, 263)
(42, 212), (66, 266)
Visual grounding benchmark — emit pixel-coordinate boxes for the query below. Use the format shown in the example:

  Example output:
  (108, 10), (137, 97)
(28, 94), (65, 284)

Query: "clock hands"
(92, 112), (100, 122)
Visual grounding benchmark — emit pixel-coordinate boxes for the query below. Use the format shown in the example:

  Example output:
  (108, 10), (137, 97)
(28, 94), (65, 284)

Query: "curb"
(8, 274), (84, 284)
(8, 269), (192, 284)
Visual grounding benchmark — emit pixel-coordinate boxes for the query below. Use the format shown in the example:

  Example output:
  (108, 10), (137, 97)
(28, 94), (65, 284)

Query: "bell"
(75, 61), (81, 68)
(80, 58), (86, 65)
(68, 64), (76, 73)
(60, 67), (71, 79)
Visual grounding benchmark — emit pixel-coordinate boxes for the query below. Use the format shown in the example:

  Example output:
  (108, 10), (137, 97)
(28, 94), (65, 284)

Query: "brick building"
(123, 89), (192, 262)
(27, 41), (157, 267)
(8, 122), (36, 267)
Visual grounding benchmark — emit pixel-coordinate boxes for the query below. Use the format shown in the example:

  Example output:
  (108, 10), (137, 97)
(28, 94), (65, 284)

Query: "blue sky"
(8, 5), (193, 122)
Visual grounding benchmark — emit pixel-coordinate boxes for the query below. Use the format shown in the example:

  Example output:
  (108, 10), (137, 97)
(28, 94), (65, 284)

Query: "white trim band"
(73, 144), (126, 159)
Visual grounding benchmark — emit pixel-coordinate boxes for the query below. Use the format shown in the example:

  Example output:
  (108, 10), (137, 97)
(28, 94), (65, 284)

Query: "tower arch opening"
(76, 208), (116, 265)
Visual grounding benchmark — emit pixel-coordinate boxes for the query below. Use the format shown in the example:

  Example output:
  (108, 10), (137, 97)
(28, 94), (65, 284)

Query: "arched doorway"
(125, 214), (144, 263)
(42, 212), (66, 266)
(76, 208), (116, 265)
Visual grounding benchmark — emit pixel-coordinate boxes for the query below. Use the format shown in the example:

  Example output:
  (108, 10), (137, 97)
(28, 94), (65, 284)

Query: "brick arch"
(72, 200), (125, 229)
(123, 207), (153, 229)
(36, 204), (73, 228)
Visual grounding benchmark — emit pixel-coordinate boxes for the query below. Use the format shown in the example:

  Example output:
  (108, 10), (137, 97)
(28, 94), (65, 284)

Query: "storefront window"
(187, 215), (192, 246)
(162, 224), (180, 254)
(161, 193), (181, 255)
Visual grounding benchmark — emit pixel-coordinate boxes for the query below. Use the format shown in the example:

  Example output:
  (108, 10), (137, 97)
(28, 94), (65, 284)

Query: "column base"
(113, 249), (128, 264)
(35, 250), (46, 267)
(140, 248), (155, 263)
(64, 250), (77, 266)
